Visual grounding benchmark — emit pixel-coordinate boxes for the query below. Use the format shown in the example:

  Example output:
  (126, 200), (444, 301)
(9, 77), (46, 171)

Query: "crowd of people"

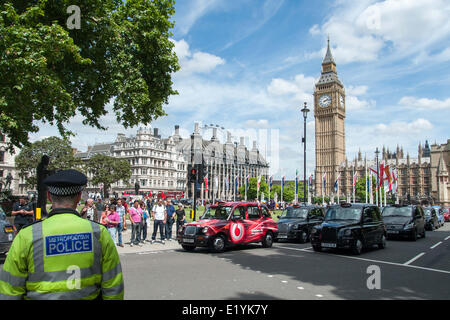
(81, 196), (187, 247)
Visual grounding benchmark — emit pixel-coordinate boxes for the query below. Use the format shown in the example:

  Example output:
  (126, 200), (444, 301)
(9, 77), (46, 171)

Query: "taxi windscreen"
(201, 206), (232, 220)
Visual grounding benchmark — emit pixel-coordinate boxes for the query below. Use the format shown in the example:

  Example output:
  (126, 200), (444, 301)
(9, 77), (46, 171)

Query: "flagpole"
(365, 156), (368, 204)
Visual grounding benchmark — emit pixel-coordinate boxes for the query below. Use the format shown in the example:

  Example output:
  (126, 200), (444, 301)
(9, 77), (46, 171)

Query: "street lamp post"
(301, 102), (310, 205)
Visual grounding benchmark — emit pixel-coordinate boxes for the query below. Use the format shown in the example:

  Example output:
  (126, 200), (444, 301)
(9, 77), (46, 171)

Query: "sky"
(31, 0), (450, 179)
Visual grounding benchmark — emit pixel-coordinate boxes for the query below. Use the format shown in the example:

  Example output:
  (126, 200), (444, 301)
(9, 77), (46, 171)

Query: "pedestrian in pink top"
(105, 204), (119, 244)
(129, 200), (143, 246)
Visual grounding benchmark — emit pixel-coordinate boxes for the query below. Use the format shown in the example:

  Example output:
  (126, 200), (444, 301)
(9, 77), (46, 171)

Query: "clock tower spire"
(314, 38), (346, 198)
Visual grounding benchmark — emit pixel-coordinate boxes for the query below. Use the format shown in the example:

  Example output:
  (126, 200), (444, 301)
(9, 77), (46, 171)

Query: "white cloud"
(267, 74), (316, 105)
(171, 39), (225, 77)
(375, 119), (433, 135)
(399, 96), (450, 110)
(309, 24), (320, 35)
(309, 0), (450, 64)
(347, 85), (368, 96)
(175, 0), (222, 36)
(244, 119), (271, 129)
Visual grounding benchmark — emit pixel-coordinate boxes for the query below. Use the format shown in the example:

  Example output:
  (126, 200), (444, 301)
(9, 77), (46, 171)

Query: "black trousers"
(152, 220), (165, 241)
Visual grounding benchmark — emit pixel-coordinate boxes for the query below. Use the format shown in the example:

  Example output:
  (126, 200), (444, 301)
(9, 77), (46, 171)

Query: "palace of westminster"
(0, 41), (448, 205)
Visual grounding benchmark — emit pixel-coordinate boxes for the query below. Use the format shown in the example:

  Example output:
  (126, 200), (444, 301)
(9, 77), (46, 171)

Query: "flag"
(378, 163), (384, 190)
(281, 175), (286, 193)
(257, 175), (261, 193)
(334, 174), (341, 193)
(295, 170), (299, 196)
(245, 175), (250, 193)
(322, 172), (326, 192)
(353, 172), (358, 193)
(204, 175), (208, 192)
(225, 176), (229, 191)
(269, 175), (273, 192)
(384, 165), (392, 192)
(235, 176), (238, 194)
(308, 174), (312, 190)
(392, 168), (398, 194)
(368, 170), (372, 195)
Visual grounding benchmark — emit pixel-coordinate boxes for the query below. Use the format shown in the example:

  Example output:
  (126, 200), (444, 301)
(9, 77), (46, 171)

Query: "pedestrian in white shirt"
(151, 198), (167, 244)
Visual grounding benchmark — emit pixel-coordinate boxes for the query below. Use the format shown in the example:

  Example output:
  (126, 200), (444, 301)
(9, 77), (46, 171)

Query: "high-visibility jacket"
(0, 208), (124, 300)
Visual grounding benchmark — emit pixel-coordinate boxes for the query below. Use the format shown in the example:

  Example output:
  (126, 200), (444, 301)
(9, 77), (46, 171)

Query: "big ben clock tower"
(314, 38), (346, 197)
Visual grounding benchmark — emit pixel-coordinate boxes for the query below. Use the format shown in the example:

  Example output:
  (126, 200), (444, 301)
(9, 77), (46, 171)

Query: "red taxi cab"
(177, 201), (277, 253)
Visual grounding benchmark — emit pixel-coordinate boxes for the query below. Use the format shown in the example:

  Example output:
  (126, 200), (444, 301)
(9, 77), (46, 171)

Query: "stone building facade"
(173, 123), (269, 201)
(76, 127), (187, 197)
(76, 124), (269, 200)
(0, 132), (23, 195)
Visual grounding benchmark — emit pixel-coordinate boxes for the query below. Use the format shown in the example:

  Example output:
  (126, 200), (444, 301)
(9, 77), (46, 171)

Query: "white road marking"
(281, 280), (288, 283)
(316, 294), (324, 298)
(404, 253), (426, 265)
(297, 287), (304, 290)
(268, 275), (273, 278)
(276, 246), (450, 275)
(430, 242), (443, 249)
(445, 236), (450, 241)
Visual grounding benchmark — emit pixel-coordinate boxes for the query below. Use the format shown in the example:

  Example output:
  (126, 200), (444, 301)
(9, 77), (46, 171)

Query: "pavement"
(115, 221), (181, 255)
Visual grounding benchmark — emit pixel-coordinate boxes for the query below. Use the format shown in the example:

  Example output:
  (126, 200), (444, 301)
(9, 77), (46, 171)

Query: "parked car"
(441, 207), (450, 222)
(382, 205), (426, 241)
(177, 201), (277, 253)
(180, 199), (193, 207)
(0, 208), (15, 255)
(310, 203), (386, 255)
(274, 205), (325, 243)
(424, 207), (439, 230)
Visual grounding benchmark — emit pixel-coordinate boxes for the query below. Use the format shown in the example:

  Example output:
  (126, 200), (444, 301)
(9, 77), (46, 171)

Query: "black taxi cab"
(310, 203), (387, 255)
(274, 205), (325, 243)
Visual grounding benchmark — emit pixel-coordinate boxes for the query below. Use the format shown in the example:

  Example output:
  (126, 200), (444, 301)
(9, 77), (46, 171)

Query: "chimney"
(211, 127), (218, 141)
(175, 125), (180, 135)
(226, 131), (232, 144)
(194, 122), (199, 134)
(154, 128), (159, 138)
(240, 137), (245, 146)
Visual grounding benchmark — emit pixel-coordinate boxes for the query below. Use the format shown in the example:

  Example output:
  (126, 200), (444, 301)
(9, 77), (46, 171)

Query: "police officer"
(11, 196), (34, 232)
(0, 169), (124, 300)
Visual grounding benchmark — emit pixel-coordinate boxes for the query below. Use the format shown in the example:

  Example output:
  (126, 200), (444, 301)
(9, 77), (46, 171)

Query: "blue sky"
(32, 0), (450, 179)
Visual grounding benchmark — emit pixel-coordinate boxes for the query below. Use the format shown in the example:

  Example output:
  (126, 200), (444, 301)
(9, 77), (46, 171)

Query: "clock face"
(319, 94), (331, 108)
(340, 95), (344, 107)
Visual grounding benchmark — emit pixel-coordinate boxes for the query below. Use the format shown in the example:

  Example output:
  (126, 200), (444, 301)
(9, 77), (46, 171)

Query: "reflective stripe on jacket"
(0, 208), (124, 300)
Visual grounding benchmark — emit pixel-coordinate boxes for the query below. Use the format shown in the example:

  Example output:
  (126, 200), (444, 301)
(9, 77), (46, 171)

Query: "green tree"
(15, 136), (82, 189)
(239, 177), (268, 201)
(355, 176), (385, 203)
(85, 154), (131, 198)
(0, 0), (179, 151)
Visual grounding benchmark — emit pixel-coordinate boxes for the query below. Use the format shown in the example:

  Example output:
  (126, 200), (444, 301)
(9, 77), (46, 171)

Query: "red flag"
(204, 176), (208, 192)
(378, 164), (384, 190)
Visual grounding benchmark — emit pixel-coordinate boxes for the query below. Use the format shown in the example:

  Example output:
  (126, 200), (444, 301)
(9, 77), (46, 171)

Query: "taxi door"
(243, 205), (265, 243)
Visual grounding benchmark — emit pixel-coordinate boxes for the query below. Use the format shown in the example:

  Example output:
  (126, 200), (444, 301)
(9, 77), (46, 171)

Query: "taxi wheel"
(298, 231), (308, 244)
(210, 235), (226, 253)
(262, 232), (273, 248)
(352, 239), (363, 255)
(182, 245), (196, 252)
(312, 245), (322, 252)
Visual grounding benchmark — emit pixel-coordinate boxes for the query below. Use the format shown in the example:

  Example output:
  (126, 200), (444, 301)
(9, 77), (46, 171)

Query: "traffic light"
(188, 164), (197, 184)
(198, 157), (208, 182)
